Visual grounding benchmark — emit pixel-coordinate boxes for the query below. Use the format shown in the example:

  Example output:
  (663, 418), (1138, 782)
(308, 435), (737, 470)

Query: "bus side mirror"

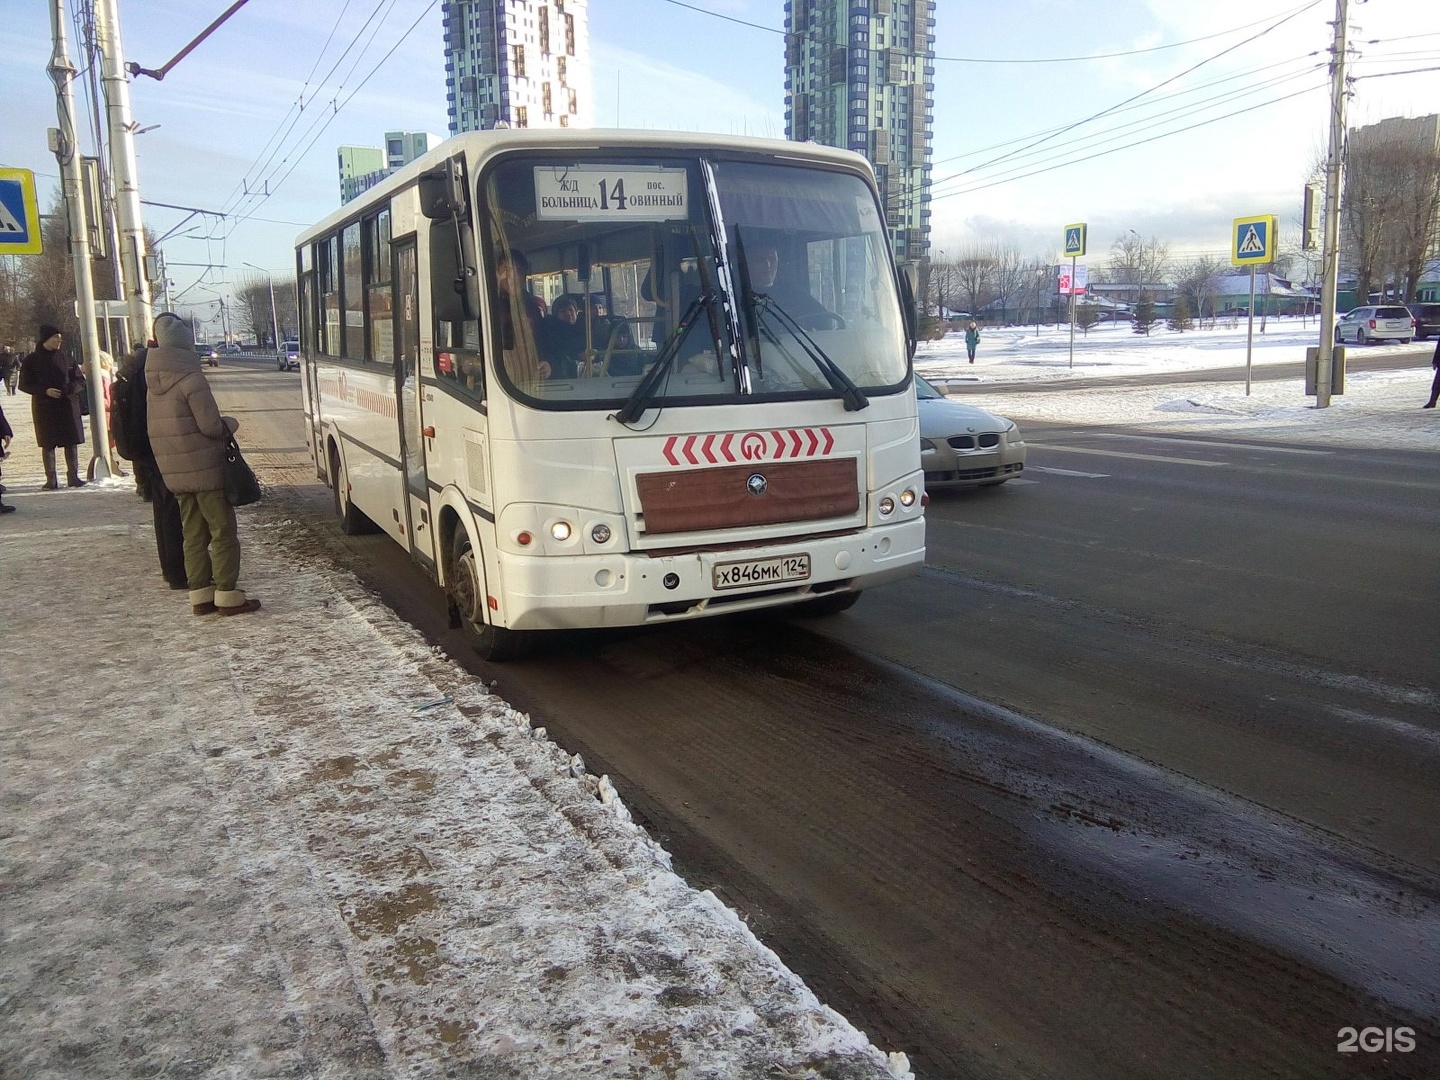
(898, 265), (918, 357)
(419, 160), (466, 220)
(430, 220), (478, 322)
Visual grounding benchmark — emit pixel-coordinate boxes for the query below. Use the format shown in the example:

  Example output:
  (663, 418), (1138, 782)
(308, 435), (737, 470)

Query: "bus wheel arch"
(448, 523), (530, 661)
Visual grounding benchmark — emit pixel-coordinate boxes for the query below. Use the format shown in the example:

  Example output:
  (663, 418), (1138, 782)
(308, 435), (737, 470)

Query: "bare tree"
(1343, 118), (1440, 303)
(1172, 256), (1226, 326)
(234, 274), (275, 346)
(951, 244), (998, 317)
(1108, 232), (1171, 305)
(989, 244), (1027, 325)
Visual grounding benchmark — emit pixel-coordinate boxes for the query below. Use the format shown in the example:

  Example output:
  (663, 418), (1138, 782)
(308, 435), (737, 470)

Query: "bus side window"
(436, 319), (484, 394)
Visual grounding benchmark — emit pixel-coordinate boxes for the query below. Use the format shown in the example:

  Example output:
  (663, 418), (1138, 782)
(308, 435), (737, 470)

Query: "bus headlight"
(899, 488), (917, 507)
(878, 496), (895, 517)
(590, 523), (612, 544)
(550, 520), (573, 542)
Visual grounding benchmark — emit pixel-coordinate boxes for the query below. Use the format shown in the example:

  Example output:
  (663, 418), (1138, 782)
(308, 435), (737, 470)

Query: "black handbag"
(222, 431), (262, 506)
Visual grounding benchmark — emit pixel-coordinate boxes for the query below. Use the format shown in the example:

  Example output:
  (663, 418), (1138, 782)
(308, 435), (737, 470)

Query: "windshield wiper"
(612, 292), (715, 424)
(750, 294), (869, 411)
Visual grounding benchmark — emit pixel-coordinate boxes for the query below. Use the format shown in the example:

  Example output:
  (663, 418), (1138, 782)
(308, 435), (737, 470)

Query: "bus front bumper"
(494, 519), (926, 630)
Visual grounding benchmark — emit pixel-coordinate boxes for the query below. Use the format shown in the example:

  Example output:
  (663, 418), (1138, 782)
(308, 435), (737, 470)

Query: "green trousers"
(176, 489), (241, 592)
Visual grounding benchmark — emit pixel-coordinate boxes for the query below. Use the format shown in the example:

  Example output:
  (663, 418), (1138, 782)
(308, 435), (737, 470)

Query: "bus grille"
(635, 458), (858, 535)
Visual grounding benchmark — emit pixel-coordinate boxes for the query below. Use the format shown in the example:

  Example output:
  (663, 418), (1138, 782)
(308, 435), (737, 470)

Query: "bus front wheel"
(451, 530), (530, 661)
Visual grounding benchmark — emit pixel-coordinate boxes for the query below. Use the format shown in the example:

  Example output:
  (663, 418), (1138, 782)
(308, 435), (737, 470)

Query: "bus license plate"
(713, 554), (811, 591)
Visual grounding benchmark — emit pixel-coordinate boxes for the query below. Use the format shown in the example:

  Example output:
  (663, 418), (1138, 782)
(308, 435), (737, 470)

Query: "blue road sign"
(0, 169), (43, 255)
(1063, 222), (1087, 257)
(1231, 215), (1276, 266)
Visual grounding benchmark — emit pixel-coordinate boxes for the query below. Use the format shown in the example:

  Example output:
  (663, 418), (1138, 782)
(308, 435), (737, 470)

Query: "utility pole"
(48, 0), (114, 478)
(243, 262), (280, 348)
(93, 0), (154, 344)
(1314, 0), (1351, 408)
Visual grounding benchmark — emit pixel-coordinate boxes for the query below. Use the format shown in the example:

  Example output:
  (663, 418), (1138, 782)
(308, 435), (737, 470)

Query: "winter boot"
(190, 584), (218, 616)
(215, 589), (262, 616)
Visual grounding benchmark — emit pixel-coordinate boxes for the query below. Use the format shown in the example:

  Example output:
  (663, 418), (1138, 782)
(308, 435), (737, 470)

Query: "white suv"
(279, 340), (300, 371)
(1335, 305), (1415, 345)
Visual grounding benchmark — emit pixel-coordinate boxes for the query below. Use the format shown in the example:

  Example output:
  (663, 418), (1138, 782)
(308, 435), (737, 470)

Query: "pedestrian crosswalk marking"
(0, 197), (22, 234)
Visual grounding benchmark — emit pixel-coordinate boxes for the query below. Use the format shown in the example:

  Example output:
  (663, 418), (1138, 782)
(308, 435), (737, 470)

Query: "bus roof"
(296, 128), (877, 247)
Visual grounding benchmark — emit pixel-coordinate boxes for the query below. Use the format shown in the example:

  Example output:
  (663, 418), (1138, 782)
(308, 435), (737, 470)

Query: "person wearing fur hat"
(145, 312), (261, 616)
(17, 324), (86, 489)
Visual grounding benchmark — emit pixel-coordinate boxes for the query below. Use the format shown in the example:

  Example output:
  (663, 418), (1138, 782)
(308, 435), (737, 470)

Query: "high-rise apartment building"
(784, 0), (935, 264)
(442, 0), (591, 134)
(338, 132), (442, 203)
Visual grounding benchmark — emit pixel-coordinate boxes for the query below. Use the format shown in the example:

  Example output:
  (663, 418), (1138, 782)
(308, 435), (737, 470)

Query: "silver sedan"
(917, 376), (1027, 489)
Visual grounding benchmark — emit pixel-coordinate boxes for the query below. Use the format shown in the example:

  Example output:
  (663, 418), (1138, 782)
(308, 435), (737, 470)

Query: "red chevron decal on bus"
(661, 428), (836, 465)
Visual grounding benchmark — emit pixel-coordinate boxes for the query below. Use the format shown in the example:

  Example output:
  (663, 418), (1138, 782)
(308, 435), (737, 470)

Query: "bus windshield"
(478, 154), (908, 411)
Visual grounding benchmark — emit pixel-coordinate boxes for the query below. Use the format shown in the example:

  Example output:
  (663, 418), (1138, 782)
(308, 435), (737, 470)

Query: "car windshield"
(1375, 307), (1411, 318)
(473, 152), (909, 412)
(915, 376), (941, 399)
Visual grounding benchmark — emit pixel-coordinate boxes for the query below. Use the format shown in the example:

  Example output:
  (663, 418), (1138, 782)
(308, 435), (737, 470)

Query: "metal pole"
(1315, 0), (1350, 408)
(1067, 254), (1077, 369)
(49, 0), (113, 478)
(242, 262), (279, 348)
(93, 0), (153, 342)
(1245, 265), (1256, 396)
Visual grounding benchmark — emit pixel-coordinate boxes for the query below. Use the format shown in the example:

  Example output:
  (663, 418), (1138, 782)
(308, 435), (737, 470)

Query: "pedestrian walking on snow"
(1424, 337), (1440, 409)
(17, 325), (86, 489)
(145, 313), (261, 616)
(0, 343), (18, 395)
(965, 321), (981, 364)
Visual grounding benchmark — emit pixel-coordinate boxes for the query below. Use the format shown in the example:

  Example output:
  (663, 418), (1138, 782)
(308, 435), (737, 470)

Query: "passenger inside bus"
(536, 294), (586, 379)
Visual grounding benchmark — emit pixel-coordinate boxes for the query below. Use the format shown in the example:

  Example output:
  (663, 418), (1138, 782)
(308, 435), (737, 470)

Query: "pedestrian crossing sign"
(0, 168), (43, 256)
(1231, 214), (1276, 266)
(1063, 222), (1087, 257)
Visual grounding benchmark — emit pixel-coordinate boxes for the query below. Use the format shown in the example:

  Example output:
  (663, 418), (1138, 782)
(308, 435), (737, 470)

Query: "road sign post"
(1063, 224), (1086, 369)
(1232, 215), (1277, 398)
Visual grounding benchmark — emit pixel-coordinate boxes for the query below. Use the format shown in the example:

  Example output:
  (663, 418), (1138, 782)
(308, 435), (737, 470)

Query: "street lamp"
(241, 261), (280, 349)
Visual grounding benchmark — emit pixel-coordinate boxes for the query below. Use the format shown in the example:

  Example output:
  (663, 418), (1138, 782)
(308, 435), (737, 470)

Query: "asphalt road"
(217, 358), (1440, 1079)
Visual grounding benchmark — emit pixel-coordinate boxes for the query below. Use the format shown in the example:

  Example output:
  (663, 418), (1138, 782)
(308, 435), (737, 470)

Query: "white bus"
(295, 129), (926, 658)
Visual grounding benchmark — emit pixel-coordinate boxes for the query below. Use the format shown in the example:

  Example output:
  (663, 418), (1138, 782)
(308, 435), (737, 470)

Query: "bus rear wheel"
(329, 444), (373, 535)
(451, 530), (530, 661)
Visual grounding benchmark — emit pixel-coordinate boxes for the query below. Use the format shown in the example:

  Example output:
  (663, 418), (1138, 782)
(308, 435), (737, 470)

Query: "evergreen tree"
(1132, 291), (1157, 336)
(1167, 294), (1193, 332)
(1074, 305), (1099, 335)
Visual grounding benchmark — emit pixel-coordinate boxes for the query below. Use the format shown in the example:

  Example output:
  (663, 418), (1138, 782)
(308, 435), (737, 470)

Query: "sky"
(2, 0), (1439, 336)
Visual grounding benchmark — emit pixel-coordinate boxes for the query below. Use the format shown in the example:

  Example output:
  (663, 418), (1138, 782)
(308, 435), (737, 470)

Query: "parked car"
(219, 342), (244, 354)
(194, 343), (219, 366)
(1407, 302), (1440, 341)
(1335, 305), (1414, 345)
(279, 340), (300, 371)
(916, 376), (1026, 489)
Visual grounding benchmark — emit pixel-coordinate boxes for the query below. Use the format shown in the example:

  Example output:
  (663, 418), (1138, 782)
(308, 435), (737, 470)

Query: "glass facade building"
(784, 0), (935, 264)
(442, 0), (591, 134)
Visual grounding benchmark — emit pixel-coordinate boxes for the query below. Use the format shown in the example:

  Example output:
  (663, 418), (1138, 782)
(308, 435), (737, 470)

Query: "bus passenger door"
(394, 239), (434, 566)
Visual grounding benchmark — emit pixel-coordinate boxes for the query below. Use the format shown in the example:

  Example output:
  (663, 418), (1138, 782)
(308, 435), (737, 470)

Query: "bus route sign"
(0, 168), (43, 256)
(534, 165), (689, 222)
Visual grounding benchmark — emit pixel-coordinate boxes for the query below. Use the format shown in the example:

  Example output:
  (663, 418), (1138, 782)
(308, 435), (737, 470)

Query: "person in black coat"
(111, 342), (186, 587)
(1424, 336), (1440, 409)
(17, 324), (86, 489)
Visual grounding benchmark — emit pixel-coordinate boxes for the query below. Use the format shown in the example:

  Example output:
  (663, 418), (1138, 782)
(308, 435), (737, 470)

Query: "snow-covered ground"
(915, 319), (1440, 453)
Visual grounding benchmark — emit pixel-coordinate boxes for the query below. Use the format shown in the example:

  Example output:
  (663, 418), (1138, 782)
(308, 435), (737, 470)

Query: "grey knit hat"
(152, 312), (194, 349)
